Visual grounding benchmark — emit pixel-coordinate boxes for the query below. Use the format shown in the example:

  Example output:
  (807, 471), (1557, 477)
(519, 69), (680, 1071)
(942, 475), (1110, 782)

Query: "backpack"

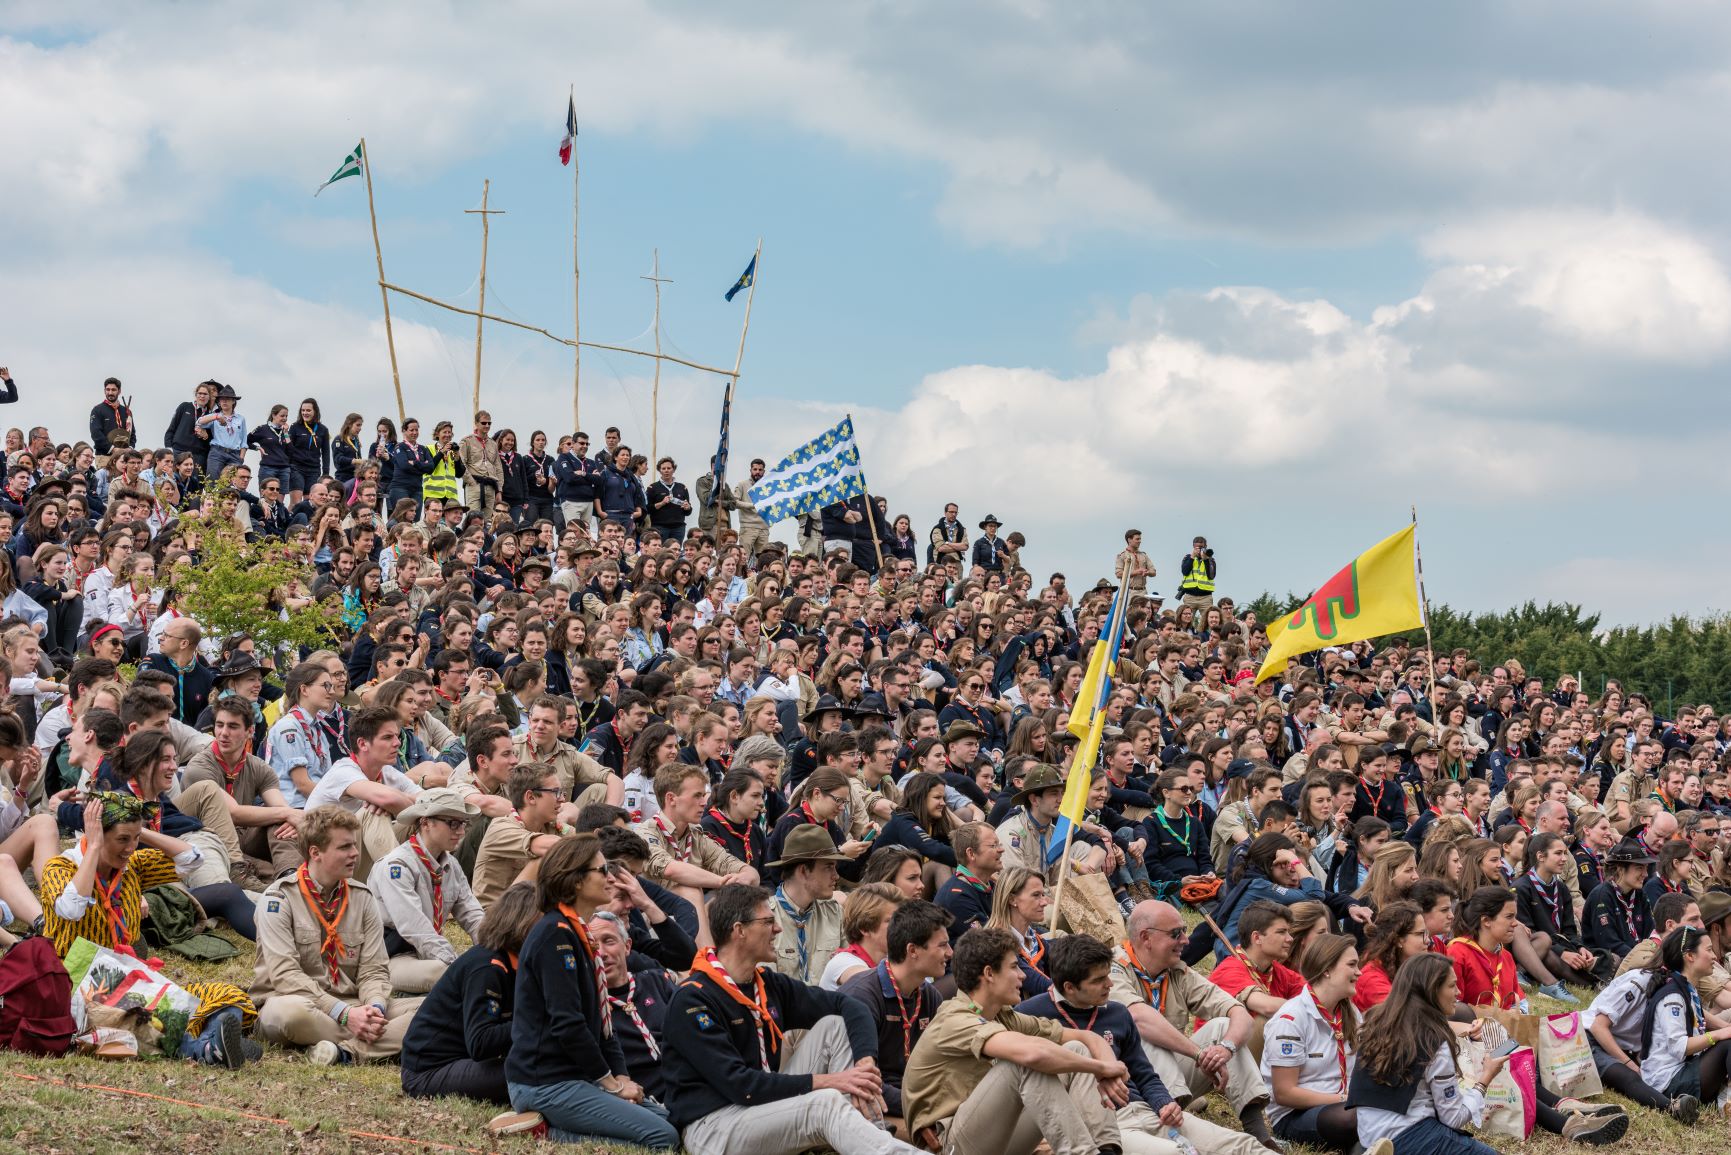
(0, 936), (77, 1055)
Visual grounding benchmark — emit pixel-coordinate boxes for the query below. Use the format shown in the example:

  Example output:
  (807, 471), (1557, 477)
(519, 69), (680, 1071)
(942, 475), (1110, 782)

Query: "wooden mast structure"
(359, 137), (405, 423)
(640, 249), (673, 462)
(463, 179), (505, 416)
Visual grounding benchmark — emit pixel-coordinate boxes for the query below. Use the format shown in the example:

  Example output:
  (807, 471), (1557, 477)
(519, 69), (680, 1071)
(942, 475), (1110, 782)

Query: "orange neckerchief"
(297, 864), (349, 985)
(556, 904), (611, 1036)
(1117, 940), (1167, 1011)
(689, 946), (783, 1066)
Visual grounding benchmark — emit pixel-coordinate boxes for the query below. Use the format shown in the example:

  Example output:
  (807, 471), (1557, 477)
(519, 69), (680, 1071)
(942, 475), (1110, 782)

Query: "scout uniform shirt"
(997, 808), (1064, 881)
(1109, 946), (1240, 1033)
(902, 995), (1067, 1136)
(512, 733), (611, 799)
(370, 838), (486, 965)
(635, 815), (746, 884)
(251, 872), (392, 1015)
(472, 813), (568, 909)
(771, 889), (843, 984)
(1261, 991), (1359, 1128)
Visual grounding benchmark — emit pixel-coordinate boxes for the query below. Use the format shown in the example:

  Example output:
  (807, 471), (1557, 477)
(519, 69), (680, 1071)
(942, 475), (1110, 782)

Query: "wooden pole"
(640, 250), (673, 463)
(376, 282), (736, 376)
(845, 412), (887, 572)
(1412, 504), (1439, 708)
(715, 239), (761, 508)
(463, 180), (506, 417)
(581, 82), (588, 432)
(359, 137), (405, 424)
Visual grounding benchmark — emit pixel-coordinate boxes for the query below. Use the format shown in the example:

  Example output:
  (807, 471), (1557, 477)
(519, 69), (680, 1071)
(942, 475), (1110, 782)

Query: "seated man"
(589, 909), (680, 1102)
(766, 825), (848, 985)
(840, 900), (954, 1125)
(303, 704), (422, 880)
(180, 696), (305, 882)
(997, 764), (1106, 882)
(635, 762), (758, 944)
(1113, 901), (1274, 1148)
(517, 695), (623, 808)
(902, 926), (1126, 1155)
(1020, 934), (1270, 1155)
(251, 805), (424, 1064)
(935, 821), (1001, 945)
(662, 883), (926, 1155)
(1208, 901), (1305, 1032)
(369, 787), (486, 993)
(472, 763), (572, 908)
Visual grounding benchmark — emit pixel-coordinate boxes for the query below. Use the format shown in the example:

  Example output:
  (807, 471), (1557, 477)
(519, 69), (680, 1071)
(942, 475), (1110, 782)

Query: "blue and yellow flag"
(724, 255), (756, 302)
(1047, 577), (1129, 864)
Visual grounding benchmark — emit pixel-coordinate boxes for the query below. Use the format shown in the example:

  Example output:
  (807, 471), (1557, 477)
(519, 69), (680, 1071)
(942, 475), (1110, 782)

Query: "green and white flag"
(314, 141), (364, 196)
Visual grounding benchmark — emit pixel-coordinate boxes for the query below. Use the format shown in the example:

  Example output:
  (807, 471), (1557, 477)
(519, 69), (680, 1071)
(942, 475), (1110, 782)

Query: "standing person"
(733, 458), (770, 560)
(554, 433), (601, 529)
(165, 380), (216, 474)
(332, 413), (364, 488)
(388, 418), (434, 518)
(369, 788), (486, 994)
(421, 420), (464, 514)
(459, 411), (502, 514)
(287, 399), (331, 506)
(500, 835), (680, 1149)
(902, 926), (1126, 1155)
(1116, 529), (1155, 594)
(197, 385), (248, 479)
(646, 457), (692, 544)
(970, 514), (1007, 574)
(523, 430), (558, 524)
(660, 883), (922, 1155)
(88, 376), (134, 451)
(695, 454), (732, 536)
(251, 805), (425, 1065)
(401, 882), (541, 1107)
(927, 502), (967, 567)
(1177, 536), (1216, 612)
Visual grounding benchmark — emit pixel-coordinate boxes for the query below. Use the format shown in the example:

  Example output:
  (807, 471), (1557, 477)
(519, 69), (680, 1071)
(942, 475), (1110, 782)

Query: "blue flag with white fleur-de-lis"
(748, 416), (865, 525)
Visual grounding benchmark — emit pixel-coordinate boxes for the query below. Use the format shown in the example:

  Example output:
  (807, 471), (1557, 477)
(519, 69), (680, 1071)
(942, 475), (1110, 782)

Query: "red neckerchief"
(211, 745), (249, 795)
(94, 859), (131, 947)
(652, 814), (694, 862)
(407, 835), (444, 931)
(706, 807), (754, 863)
(688, 947), (781, 1069)
(837, 943), (875, 970)
(125, 781), (163, 832)
(297, 864), (349, 985)
(556, 904), (610, 1036)
(883, 961), (922, 1059)
(1309, 989), (1350, 1092)
(608, 971), (660, 1059)
(1362, 777), (1387, 813)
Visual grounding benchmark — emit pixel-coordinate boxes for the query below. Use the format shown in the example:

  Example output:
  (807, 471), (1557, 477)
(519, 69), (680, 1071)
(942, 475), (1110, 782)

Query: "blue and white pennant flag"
(748, 416), (865, 525)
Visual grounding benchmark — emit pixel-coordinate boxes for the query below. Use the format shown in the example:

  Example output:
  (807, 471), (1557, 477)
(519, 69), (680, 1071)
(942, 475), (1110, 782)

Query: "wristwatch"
(1219, 1040), (1239, 1056)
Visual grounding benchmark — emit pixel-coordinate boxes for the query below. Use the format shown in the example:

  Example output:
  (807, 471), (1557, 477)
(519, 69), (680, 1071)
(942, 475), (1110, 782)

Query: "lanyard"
(1052, 998), (1101, 1034)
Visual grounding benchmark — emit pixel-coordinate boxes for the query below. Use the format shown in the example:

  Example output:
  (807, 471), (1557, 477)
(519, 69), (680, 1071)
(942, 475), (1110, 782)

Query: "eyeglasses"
(741, 916), (779, 927)
(827, 793), (851, 806)
(527, 786), (569, 800)
(1146, 925), (1187, 942)
(436, 817), (469, 831)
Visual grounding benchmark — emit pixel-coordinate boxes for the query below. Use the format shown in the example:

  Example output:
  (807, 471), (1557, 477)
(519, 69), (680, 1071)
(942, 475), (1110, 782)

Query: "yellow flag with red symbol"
(1254, 525), (1425, 683)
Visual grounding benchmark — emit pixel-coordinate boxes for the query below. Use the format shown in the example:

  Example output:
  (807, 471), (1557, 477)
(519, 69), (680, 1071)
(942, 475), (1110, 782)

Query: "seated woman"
(1263, 933), (1369, 1153)
(765, 766), (867, 886)
(499, 834), (679, 1148)
(1353, 953), (1508, 1155)
(819, 882), (904, 990)
(1585, 925), (1731, 1123)
(401, 881), (541, 1107)
(982, 866), (1056, 999)
(858, 845), (925, 900)
(40, 792), (257, 1067)
(1353, 901), (1425, 1014)
(873, 771), (958, 893)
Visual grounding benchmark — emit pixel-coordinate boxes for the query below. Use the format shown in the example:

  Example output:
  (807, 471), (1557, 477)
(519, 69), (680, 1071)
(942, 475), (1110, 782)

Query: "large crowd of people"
(2, 370), (1731, 1154)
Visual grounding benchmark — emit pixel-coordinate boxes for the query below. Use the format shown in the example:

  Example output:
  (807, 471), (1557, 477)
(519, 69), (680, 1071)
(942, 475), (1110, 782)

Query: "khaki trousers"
(238, 822), (306, 878)
(173, 779), (244, 864)
(1180, 592), (1213, 613)
(388, 954), (448, 995)
(736, 526), (768, 561)
(257, 993), (424, 1061)
(681, 1015), (924, 1155)
(1117, 1101), (1268, 1155)
(944, 1040), (1120, 1155)
(1139, 1016), (1264, 1116)
(355, 810), (399, 883)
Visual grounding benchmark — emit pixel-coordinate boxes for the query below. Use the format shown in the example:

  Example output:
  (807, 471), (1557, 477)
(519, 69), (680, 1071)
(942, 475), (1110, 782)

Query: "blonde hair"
(841, 882), (905, 947)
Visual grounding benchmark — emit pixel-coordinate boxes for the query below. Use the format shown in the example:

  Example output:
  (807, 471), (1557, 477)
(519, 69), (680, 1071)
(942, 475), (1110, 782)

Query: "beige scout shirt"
(634, 817), (745, 882)
(771, 893), (843, 985)
(251, 875), (391, 1014)
(513, 735), (610, 796)
(1109, 953), (1238, 1033)
(472, 814), (565, 908)
(903, 997), (1067, 1135)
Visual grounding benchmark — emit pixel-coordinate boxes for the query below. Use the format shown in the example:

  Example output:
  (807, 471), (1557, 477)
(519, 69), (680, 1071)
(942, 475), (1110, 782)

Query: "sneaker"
(215, 1012), (247, 1069)
(487, 1111), (546, 1137)
(307, 1040), (344, 1067)
(1670, 1094), (1702, 1125)
(1118, 895), (1137, 917)
(240, 1039), (265, 1063)
(1560, 1110), (1628, 1145)
(1555, 1098), (1622, 1117)
(1540, 982), (1581, 1005)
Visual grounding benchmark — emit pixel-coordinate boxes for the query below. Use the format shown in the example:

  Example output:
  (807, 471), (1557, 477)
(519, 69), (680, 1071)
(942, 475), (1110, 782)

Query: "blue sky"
(6, 2), (1731, 623)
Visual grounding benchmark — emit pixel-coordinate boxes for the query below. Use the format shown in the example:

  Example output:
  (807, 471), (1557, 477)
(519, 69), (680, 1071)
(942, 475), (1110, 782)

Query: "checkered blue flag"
(748, 416), (866, 525)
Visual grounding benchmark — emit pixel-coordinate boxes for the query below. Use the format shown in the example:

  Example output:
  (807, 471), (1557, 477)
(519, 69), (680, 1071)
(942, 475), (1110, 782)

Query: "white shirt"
(622, 770), (660, 823)
(1586, 968), (1653, 1057)
(1357, 1042), (1486, 1147)
(304, 756), (422, 814)
(1262, 990), (1358, 1127)
(1643, 986), (1698, 1094)
(819, 951), (870, 991)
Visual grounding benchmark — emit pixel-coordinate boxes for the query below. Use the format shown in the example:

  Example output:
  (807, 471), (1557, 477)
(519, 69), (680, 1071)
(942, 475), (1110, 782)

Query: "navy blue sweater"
(1016, 990), (1173, 1111)
(506, 909), (627, 1087)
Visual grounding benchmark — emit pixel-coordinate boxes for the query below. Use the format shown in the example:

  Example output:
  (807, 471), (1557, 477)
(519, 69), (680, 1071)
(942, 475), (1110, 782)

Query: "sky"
(5, 2), (1731, 623)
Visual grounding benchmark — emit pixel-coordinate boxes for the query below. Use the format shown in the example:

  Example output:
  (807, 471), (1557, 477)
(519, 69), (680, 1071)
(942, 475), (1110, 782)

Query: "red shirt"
(1353, 960), (1392, 1013)
(1210, 955), (1305, 1003)
(1447, 938), (1523, 1010)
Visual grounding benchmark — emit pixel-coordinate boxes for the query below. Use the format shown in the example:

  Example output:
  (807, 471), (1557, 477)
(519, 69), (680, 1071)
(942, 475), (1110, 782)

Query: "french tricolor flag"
(559, 95), (578, 165)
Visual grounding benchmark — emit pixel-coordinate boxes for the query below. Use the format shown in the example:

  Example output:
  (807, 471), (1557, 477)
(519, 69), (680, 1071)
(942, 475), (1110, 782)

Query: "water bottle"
(1168, 1126), (1199, 1155)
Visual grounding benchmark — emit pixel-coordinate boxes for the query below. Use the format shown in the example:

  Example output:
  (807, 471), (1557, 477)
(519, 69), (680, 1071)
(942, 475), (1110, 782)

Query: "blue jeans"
(508, 1079), (679, 1149)
(206, 446), (245, 481)
(1112, 828), (1152, 886)
(258, 464), (293, 493)
(1388, 1117), (1499, 1155)
(179, 1006), (243, 1063)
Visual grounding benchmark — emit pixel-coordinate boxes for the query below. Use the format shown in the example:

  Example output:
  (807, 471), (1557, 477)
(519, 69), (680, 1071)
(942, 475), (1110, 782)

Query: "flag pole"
(571, 83), (582, 433)
(463, 179), (506, 416)
(641, 250), (673, 463)
(360, 137), (405, 424)
(845, 412), (887, 572)
(716, 239), (761, 510)
(1411, 505), (1439, 708)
